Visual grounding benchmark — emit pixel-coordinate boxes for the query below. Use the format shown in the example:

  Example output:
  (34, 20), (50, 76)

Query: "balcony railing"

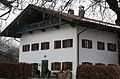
(17, 17), (60, 33)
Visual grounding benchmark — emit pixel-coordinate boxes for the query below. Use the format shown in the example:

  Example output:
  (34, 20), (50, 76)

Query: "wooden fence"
(0, 61), (32, 79)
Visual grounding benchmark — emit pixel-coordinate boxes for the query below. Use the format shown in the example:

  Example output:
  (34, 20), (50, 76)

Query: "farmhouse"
(0, 4), (120, 79)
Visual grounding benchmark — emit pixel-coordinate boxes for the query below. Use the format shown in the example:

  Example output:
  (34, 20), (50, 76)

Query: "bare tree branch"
(0, 0), (120, 25)
(106, 0), (120, 25)
(106, 0), (120, 14)
(0, 0), (13, 8)
(0, 8), (12, 17)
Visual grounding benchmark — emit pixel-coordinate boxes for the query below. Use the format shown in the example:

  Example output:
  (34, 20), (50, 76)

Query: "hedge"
(0, 61), (32, 79)
(76, 64), (120, 79)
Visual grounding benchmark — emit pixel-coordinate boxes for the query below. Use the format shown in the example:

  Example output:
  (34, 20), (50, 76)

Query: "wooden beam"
(70, 23), (75, 27)
(41, 29), (45, 32)
(54, 26), (60, 29)
(28, 31), (33, 34)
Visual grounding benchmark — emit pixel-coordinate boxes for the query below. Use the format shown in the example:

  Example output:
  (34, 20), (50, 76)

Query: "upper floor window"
(41, 42), (49, 50)
(63, 39), (73, 48)
(51, 62), (61, 71)
(31, 43), (39, 51)
(82, 39), (92, 49)
(97, 41), (105, 50)
(22, 44), (30, 52)
(107, 43), (116, 52)
(54, 40), (61, 49)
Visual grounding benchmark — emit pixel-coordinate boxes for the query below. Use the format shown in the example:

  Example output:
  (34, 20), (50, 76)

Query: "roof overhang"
(0, 4), (120, 38)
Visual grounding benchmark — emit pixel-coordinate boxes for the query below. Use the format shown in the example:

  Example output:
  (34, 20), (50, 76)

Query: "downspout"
(112, 28), (120, 65)
(118, 40), (120, 65)
(77, 28), (88, 66)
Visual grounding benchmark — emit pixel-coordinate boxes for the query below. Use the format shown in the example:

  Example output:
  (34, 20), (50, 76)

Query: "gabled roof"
(0, 4), (120, 38)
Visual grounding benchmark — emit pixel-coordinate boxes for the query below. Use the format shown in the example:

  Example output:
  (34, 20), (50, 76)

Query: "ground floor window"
(51, 62), (61, 70)
(62, 62), (72, 71)
(51, 62), (73, 71)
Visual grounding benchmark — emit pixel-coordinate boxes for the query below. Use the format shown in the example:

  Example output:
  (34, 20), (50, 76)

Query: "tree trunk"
(106, 0), (120, 26)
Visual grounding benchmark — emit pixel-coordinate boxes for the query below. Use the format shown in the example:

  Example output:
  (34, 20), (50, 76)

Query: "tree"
(0, 0), (120, 25)
(106, 0), (120, 25)
(0, 37), (19, 60)
(0, 0), (13, 18)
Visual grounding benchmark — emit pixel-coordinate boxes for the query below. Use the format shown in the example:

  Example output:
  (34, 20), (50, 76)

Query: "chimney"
(78, 5), (85, 18)
(68, 9), (74, 14)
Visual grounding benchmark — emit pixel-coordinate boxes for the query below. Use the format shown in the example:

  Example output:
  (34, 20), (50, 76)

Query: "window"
(41, 42), (49, 50)
(22, 44), (30, 52)
(32, 63), (38, 70)
(62, 62), (72, 71)
(63, 39), (73, 48)
(54, 40), (61, 49)
(51, 62), (61, 70)
(82, 39), (92, 49)
(97, 41), (105, 50)
(32, 63), (38, 76)
(107, 43), (116, 52)
(31, 43), (39, 51)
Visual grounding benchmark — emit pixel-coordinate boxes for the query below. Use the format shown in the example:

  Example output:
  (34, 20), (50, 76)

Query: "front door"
(41, 60), (48, 78)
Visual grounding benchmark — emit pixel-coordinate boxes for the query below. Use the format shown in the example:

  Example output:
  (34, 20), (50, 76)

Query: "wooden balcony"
(17, 17), (60, 33)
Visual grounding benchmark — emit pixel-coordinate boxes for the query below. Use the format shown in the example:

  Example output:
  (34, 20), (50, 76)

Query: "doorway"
(41, 60), (48, 78)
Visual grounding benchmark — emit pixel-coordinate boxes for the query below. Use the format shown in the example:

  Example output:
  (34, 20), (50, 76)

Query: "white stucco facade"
(77, 26), (118, 65)
(19, 24), (118, 79)
(19, 24), (77, 79)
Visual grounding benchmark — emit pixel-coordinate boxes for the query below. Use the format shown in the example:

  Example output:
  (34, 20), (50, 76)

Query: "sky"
(0, 0), (117, 31)
(0, 0), (117, 47)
